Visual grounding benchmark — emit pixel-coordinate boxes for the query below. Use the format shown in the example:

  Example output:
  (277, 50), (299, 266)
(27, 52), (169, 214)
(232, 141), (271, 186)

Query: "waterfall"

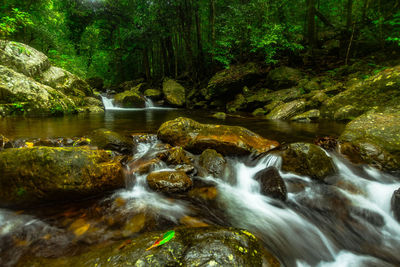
(100, 95), (116, 110)
(145, 97), (155, 108)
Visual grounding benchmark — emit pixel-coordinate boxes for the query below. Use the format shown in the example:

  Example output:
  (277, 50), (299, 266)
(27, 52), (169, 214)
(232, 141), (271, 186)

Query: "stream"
(0, 105), (399, 266)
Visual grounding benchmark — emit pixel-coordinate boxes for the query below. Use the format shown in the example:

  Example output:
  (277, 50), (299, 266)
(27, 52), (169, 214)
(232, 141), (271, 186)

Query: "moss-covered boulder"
(144, 89), (162, 100)
(0, 40), (50, 77)
(0, 134), (12, 150)
(147, 171), (192, 193)
(212, 112), (227, 120)
(290, 109), (320, 122)
(88, 128), (133, 154)
(267, 66), (303, 90)
(40, 66), (93, 97)
(282, 143), (335, 181)
(114, 89), (145, 108)
(162, 78), (186, 106)
(0, 147), (124, 207)
(339, 112), (400, 172)
(227, 93), (247, 113)
(207, 62), (263, 99)
(321, 65), (400, 120)
(20, 227), (267, 267)
(199, 149), (226, 177)
(266, 99), (306, 120)
(254, 167), (287, 201)
(158, 117), (279, 155)
(0, 65), (77, 115)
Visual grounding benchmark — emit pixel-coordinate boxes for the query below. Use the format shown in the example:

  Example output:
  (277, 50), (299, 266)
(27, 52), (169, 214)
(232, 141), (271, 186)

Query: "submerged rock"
(212, 112), (227, 120)
(157, 117), (279, 155)
(199, 149), (226, 177)
(88, 128), (133, 154)
(282, 143), (335, 181)
(0, 40), (50, 77)
(162, 78), (186, 106)
(339, 112), (400, 172)
(392, 188), (400, 222)
(147, 171), (192, 193)
(21, 227), (266, 267)
(0, 147), (124, 207)
(254, 167), (287, 201)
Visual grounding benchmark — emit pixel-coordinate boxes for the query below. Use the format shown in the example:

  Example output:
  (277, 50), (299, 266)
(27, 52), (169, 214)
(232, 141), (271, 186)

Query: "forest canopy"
(1, 0), (399, 85)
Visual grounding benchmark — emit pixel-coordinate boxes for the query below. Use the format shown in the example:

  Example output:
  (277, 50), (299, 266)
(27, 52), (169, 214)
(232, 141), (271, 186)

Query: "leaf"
(146, 230), (175, 251)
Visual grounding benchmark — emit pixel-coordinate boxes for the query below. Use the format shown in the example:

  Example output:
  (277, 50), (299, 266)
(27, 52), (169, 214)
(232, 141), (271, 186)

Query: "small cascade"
(100, 95), (116, 110)
(145, 97), (155, 108)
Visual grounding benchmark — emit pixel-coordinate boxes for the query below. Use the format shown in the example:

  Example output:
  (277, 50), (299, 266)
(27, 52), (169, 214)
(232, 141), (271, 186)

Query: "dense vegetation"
(1, 0), (400, 85)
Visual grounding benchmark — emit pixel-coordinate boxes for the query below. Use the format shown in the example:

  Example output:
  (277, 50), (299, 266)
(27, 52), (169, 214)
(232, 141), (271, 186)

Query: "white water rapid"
(101, 95), (175, 111)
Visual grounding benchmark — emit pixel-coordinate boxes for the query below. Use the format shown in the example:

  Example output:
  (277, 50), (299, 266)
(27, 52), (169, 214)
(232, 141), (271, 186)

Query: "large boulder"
(207, 62), (263, 99)
(266, 99), (306, 120)
(0, 147), (124, 207)
(144, 89), (162, 100)
(157, 117), (279, 155)
(267, 66), (303, 90)
(162, 78), (186, 106)
(40, 66), (93, 97)
(146, 171), (192, 193)
(254, 167), (287, 201)
(0, 40), (50, 77)
(199, 149), (226, 177)
(87, 129), (133, 154)
(0, 65), (77, 115)
(321, 65), (400, 120)
(20, 227), (267, 267)
(339, 112), (400, 172)
(113, 89), (145, 108)
(282, 143), (335, 181)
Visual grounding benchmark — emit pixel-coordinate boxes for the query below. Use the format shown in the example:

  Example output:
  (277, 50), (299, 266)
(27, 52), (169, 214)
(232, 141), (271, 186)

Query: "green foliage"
(386, 12), (400, 46)
(0, 8), (33, 38)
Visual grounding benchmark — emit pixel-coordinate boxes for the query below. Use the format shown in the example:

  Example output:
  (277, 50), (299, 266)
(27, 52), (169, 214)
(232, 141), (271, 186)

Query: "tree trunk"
(346, 0), (353, 29)
(209, 0), (216, 47)
(195, 4), (204, 78)
(307, 0), (316, 49)
(143, 47), (150, 81)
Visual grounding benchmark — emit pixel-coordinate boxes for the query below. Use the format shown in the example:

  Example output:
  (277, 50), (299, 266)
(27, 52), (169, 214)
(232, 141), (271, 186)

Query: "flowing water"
(0, 106), (399, 266)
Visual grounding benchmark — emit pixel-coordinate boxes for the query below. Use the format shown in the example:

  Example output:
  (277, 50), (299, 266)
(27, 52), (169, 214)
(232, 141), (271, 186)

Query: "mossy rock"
(290, 109), (320, 122)
(147, 171), (192, 193)
(267, 66), (303, 90)
(19, 227), (267, 267)
(162, 78), (186, 107)
(321, 65), (400, 120)
(266, 99), (306, 120)
(282, 143), (335, 181)
(157, 117), (279, 155)
(114, 89), (145, 108)
(199, 149), (226, 177)
(227, 93), (247, 113)
(247, 88), (301, 109)
(339, 112), (400, 172)
(0, 147), (124, 207)
(144, 89), (162, 100)
(213, 112), (227, 120)
(87, 128), (133, 154)
(207, 62), (263, 99)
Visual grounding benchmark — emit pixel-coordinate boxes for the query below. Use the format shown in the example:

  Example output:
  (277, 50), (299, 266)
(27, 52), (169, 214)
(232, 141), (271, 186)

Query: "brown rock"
(147, 171), (192, 193)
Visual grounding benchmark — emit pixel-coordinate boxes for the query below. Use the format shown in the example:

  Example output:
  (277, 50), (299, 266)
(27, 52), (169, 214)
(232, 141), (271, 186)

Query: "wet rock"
(290, 109), (320, 122)
(227, 93), (246, 113)
(307, 91), (329, 109)
(199, 149), (226, 177)
(207, 62), (263, 99)
(164, 146), (192, 165)
(88, 128), (132, 154)
(349, 207), (385, 227)
(254, 167), (287, 201)
(128, 158), (161, 175)
(321, 65), (400, 120)
(339, 112), (400, 172)
(40, 66), (93, 97)
(162, 78), (186, 106)
(0, 40), (50, 77)
(113, 89), (145, 108)
(247, 88), (300, 110)
(0, 147), (124, 207)
(179, 216), (209, 227)
(0, 65), (77, 115)
(157, 117), (279, 155)
(147, 171), (192, 193)
(391, 188), (400, 222)
(314, 136), (338, 151)
(333, 105), (363, 121)
(267, 66), (303, 90)
(252, 108), (266, 116)
(0, 135), (12, 150)
(21, 227), (265, 267)
(212, 112), (226, 120)
(188, 187), (218, 201)
(282, 142), (335, 181)
(266, 99), (306, 120)
(144, 89), (162, 100)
